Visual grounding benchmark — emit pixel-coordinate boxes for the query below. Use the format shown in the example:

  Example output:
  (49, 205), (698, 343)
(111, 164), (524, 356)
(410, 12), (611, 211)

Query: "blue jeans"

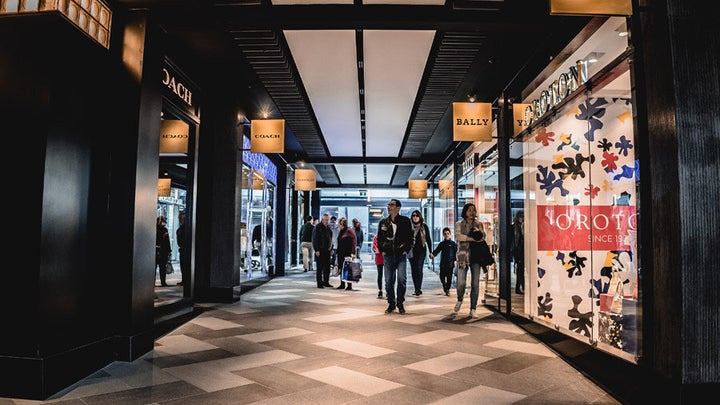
(457, 262), (484, 310)
(383, 254), (407, 306)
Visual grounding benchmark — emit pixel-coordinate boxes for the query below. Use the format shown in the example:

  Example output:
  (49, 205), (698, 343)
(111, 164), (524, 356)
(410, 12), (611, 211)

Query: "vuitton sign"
(453, 102), (493, 142)
(251, 119), (285, 153)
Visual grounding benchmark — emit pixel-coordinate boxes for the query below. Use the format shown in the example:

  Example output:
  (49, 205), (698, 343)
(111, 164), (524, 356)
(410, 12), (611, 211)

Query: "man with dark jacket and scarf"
(376, 199), (414, 314)
(312, 213), (334, 288)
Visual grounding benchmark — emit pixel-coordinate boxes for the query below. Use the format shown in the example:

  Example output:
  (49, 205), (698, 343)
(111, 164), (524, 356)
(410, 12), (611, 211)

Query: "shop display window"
(518, 57), (640, 362)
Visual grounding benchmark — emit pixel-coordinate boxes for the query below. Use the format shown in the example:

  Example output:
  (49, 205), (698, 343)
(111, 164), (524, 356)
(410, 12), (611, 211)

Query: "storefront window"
(518, 56), (639, 362)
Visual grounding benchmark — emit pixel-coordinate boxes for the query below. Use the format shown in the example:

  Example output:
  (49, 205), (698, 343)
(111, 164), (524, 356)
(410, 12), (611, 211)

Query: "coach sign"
(250, 119), (285, 153)
(161, 58), (200, 119)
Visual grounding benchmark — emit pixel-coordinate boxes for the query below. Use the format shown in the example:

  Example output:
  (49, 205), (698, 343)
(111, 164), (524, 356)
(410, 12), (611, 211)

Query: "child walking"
(429, 227), (457, 296)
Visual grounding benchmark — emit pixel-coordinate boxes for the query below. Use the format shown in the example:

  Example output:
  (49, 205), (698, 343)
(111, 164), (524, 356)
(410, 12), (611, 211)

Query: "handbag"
(341, 258), (362, 282)
(610, 274), (624, 314)
(165, 262), (175, 275)
(470, 241), (494, 266)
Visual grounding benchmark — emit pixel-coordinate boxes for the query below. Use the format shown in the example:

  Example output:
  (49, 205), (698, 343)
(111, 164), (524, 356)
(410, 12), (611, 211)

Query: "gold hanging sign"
(250, 119), (285, 153)
(242, 175), (265, 190)
(453, 102), (492, 142)
(159, 120), (189, 153)
(157, 178), (171, 196)
(549, 0), (632, 16)
(294, 169), (317, 191)
(513, 103), (532, 136)
(408, 180), (428, 199)
(438, 179), (453, 200)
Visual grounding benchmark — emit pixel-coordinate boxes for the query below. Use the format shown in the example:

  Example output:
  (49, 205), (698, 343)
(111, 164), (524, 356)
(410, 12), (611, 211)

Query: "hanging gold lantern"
(294, 169), (317, 191)
(408, 179), (428, 199)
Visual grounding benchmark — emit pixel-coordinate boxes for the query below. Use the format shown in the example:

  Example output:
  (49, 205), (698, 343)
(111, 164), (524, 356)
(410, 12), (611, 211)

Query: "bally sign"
(537, 205), (637, 251)
(250, 119), (285, 153)
(159, 120), (189, 153)
(453, 102), (492, 142)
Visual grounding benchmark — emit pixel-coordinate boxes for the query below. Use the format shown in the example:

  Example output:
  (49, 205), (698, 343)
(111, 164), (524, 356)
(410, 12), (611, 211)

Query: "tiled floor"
(6, 265), (622, 404)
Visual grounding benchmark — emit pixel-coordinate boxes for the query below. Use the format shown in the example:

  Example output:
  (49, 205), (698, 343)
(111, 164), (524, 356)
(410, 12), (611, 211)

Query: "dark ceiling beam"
(147, 4), (561, 33)
(305, 155), (446, 165)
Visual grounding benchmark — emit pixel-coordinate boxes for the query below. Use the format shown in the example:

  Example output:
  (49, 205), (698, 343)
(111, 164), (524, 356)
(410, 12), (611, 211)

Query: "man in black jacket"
(376, 199), (414, 314)
(312, 213), (334, 288)
(299, 215), (315, 272)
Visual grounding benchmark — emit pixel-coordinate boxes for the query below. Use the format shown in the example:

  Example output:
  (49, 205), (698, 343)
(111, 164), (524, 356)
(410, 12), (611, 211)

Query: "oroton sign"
(537, 205), (636, 251)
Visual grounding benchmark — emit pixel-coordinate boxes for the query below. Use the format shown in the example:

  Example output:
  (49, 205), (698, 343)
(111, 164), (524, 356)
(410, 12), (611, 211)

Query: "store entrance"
(155, 104), (196, 317)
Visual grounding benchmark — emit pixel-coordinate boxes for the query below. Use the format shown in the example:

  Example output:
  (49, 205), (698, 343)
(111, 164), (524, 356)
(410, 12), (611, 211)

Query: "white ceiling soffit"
(335, 164), (366, 184)
(284, 30), (362, 156)
(333, 164), (394, 184)
(364, 30), (435, 157)
(365, 164), (395, 184)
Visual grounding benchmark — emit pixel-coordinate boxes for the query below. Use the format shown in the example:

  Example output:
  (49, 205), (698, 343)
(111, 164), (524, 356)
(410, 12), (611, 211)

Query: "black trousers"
(316, 249), (331, 286)
(156, 251), (168, 286)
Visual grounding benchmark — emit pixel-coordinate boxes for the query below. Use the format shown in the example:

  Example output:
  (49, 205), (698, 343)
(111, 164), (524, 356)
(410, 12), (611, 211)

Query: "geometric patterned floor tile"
(236, 327), (314, 342)
(399, 329), (469, 345)
(404, 351), (492, 375)
(484, 338), (556, 357)
(314, 338), (395, 358)
(427, 384), (526, 404)
(300, 366), (403, 396)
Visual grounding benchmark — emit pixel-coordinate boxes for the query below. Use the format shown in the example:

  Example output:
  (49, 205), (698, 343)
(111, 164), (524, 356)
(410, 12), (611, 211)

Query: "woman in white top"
(453, 203), (486, 318)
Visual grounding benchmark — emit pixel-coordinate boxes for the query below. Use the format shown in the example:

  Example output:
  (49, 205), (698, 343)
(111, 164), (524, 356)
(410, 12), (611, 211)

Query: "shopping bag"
(165, 262), (175, 274)
(331, 264), (341, 277)
(341, 258), (362, 282)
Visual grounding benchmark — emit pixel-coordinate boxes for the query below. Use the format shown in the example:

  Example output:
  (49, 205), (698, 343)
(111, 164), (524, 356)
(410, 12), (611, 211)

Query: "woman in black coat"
(335, 217), (357, 291)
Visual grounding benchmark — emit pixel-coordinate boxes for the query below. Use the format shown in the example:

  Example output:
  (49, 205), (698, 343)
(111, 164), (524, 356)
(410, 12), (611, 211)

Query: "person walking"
(453, 203), (487, 318)
(409, 209), (432, 297)
(377, 199), (414, 314)
(329, 216), (340, 272)
(430, 227), (457, 296)
(372, 234), (384, 298)
(352, 218), (364, 256)
(176, 211), (189, 287)
(335, 217), (357, 291)
(155, 215), (171, 287)
(299, 215), (315, 272)
(512, 210), (525, 294)
(312, 213), (334, 288)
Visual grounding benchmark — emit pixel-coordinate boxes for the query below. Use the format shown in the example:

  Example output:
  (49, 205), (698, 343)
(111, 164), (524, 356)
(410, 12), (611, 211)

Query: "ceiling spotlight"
(262, 112), (269, 119)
